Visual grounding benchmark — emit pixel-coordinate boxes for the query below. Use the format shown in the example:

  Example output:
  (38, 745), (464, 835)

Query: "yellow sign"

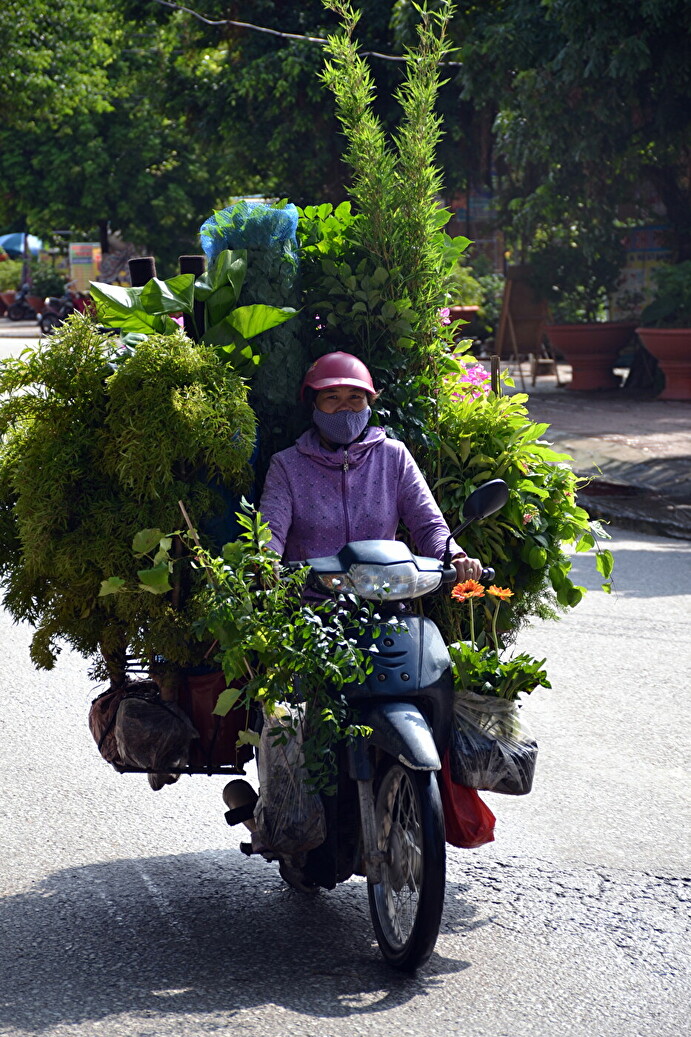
(69, 243), (102, 292)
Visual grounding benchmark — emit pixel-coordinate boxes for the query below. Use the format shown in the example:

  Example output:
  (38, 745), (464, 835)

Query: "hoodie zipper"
(341, 448), (351, 541)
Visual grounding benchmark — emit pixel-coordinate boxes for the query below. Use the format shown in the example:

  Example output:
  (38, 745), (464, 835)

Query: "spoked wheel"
(367, 761), (446, 971)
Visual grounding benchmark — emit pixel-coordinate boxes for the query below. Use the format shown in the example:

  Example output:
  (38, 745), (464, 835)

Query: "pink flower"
(447, 358), (491, 401)
(439, 307), (451, 326)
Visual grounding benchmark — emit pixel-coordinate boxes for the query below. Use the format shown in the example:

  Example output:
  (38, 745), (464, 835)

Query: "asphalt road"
(1, 528), (689, 1037)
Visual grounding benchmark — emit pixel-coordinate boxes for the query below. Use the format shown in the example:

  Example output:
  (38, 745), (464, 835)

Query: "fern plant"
(0, 315), (255, 676)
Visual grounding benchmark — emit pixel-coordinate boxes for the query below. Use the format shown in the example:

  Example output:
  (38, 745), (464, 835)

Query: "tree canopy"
(454, 0), (691, 258)
(2, 0), (691, 269)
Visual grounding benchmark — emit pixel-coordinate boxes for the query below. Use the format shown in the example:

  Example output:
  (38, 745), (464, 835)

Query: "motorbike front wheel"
(367, 762), (446, 971)
(40, 312), (62, 335)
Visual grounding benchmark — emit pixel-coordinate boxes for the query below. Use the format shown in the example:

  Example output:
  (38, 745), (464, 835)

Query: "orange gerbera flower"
(451, 579), (485, 603)
(487, 585), (514, 601)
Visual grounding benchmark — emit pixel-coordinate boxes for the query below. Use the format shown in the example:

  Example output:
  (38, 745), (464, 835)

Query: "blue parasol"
(0, 233), (43, 258)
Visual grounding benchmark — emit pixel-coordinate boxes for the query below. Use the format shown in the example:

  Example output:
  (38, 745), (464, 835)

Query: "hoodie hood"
(295, 426), (387, 468)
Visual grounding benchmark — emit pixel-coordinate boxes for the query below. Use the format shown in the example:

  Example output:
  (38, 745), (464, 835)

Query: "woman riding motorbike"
(258, 351), (482, 584)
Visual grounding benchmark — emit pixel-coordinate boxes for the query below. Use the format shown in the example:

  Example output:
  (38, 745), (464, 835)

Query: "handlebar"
(443, 565), (495, 585)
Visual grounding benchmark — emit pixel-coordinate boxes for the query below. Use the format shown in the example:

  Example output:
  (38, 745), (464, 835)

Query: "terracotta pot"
(544, 322), (637, 391)
(27, 294), (45, 315)
(635, 327), (691, 401)
(177, 670), (252, 771)
(0, 290), (16, 308)
(448, 304), (481, 322)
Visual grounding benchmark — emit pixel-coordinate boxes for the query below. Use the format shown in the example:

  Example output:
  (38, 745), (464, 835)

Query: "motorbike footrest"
(224, 804), (255, 827)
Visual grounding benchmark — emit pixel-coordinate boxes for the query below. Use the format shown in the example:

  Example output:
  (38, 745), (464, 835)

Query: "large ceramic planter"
(0, 290), (16, 308)
(635, 327), (691, 401)
(544, 322), (637, 391)
(448, 304), (480, 323)
(27, 294), (45, 315)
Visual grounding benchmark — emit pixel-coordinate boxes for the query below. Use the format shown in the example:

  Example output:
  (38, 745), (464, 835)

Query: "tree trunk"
(98, 219), (110, 256)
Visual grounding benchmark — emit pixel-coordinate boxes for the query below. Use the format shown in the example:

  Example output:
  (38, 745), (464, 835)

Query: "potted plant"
(529, 234), (637, 391)
(445, 580), (549, 796)
(28, 261), (68, 313)
(636, 261), (691, 401)
(0, 258), (22, 309)
(446, 257), (484, 330)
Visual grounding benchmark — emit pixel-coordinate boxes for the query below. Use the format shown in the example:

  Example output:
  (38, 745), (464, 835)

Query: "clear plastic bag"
(252, 705), (326, 856)
(114, 688), (199, 773)
(450, 691), (538, 796)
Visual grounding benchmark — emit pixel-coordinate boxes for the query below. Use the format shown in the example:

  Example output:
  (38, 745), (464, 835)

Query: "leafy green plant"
(0, 314), (255, 675)
(449, 640), (550, 702)
(202, 201), (311, 473)
(0, 259), (22, 293)
(30, 260), (67, 298)
(428, 363), (613, 641)
(527, 228), (627, 323)
(306, 0), (469, 447)
(639, 261), (691, 328)
(447, 579), (550, 701)
(447, 261), (484, 307)
(106, 505), (375, 793)
(90, 244), (297, 377)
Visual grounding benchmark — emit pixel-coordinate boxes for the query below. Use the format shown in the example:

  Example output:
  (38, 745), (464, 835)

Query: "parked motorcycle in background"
(7, 284), (37, 322)
(40, 287), (87, 334)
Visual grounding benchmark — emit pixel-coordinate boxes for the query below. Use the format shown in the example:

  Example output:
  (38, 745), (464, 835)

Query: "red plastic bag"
(439, 749), (496, 848)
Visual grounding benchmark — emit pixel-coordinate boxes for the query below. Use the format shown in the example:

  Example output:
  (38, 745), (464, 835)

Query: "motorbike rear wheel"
(367, 761), (445, 971)
(8, 302), (32, 322)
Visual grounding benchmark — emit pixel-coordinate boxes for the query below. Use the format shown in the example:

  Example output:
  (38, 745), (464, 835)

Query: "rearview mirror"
(443, 479), (509, 566)
(460, 479), (509, 525)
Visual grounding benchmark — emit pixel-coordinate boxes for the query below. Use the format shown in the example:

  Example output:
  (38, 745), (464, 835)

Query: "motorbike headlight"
(315, 573), (350, 593)
(317, 562), (442, 601)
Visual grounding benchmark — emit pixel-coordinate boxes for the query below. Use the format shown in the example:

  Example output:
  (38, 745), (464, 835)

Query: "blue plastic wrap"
(200, 201), (299, 266)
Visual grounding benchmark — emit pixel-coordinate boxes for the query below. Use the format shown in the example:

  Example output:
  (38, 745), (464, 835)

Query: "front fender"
(353, 700), (441, 772)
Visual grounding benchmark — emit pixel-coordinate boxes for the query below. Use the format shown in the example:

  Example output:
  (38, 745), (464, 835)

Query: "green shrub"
(447, 262), (484, 307)
(30, 260), (67, 298)
(0, 314), (255, 674)
(640, 261), (691, 327)
(427, 364), (613, 643)
(0, 259), (22, 293)
(310, 0), (468, 449)
(304, 1), (613, 640)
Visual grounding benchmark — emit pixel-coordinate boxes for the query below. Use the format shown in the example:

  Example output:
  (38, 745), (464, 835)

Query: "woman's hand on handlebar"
(452, 554), (483, 583)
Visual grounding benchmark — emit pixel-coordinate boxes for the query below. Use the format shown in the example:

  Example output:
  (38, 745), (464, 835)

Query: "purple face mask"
(313, 405), (371, 445)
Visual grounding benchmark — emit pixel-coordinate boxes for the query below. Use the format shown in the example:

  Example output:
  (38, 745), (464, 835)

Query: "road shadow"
(0, 851), (475, 1032)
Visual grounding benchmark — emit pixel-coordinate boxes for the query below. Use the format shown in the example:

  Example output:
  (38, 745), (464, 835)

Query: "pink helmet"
(300, 351), (376, 400)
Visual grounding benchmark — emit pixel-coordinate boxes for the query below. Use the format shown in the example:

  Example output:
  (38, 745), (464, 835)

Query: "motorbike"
(7, 284), (37, 322)
(228, 478), (509, 971)
(39, 289), (86, 334)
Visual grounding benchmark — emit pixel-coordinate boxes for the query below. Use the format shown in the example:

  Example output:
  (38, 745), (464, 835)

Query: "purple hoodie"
(259, 427), (464, 563)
